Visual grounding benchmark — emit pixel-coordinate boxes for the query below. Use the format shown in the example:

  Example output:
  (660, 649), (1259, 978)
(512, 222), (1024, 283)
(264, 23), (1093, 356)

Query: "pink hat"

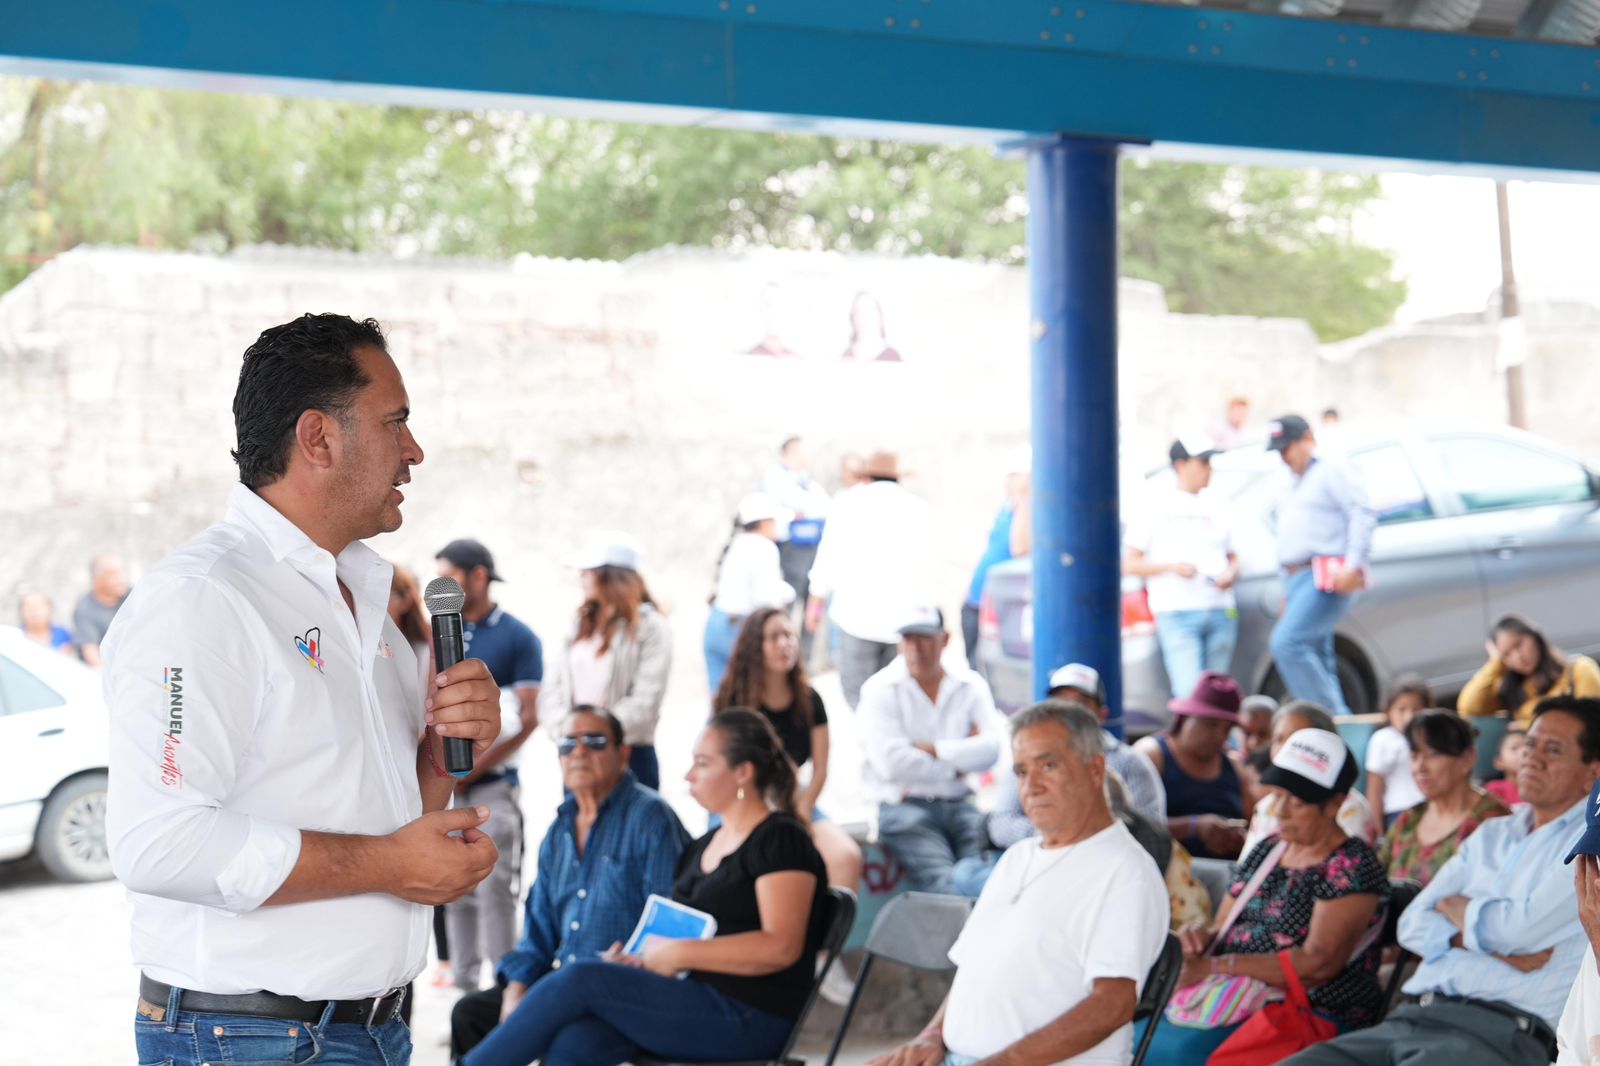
(1168, 671), (1243, 725)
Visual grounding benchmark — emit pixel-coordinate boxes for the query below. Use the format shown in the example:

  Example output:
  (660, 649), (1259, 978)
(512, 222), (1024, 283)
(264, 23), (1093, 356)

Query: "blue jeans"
(460, 959), (793, 1066)
(1269, 568), (1354, 715)
(1156, 608), (1239, 699)
(134, 984), (410, 1065)
(877, 797), (987, 895)
(703, 608), (742, 695)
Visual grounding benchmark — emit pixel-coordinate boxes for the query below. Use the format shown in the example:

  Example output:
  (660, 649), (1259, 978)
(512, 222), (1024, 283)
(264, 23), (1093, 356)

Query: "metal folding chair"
(822, 891), (975, 1066)
(1379, 878), (1424, 1019)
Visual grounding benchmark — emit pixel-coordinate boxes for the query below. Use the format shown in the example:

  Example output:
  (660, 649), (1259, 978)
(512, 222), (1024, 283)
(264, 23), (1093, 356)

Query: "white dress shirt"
(806, 481), (935, 644)
(711, 533), (796, 616)
(858, 657), (1004, 805)
(103, 484), (430, 999)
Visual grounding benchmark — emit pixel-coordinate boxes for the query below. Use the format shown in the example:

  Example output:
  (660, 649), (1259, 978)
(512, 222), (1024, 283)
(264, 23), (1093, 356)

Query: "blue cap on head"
(1563, 778), (1600, 864)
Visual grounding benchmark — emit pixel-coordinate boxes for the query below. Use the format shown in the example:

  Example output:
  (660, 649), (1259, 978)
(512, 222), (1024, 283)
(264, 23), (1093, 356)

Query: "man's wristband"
(425, 737), (453, 779)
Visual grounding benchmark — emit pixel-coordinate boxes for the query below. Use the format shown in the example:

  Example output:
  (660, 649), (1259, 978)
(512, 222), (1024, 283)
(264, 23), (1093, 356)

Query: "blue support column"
(1026, 136), (1124, 733)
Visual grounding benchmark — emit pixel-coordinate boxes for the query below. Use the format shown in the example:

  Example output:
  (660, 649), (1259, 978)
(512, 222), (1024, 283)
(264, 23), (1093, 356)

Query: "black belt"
(1407, 993), (1557, 1058)
(138, 975), (405, 1027)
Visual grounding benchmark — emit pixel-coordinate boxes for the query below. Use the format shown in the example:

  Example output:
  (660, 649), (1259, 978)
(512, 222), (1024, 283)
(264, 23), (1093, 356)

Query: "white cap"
(897, 605), (946, 637)
(1260, 728), (1357, 804)
(1048, 663), (1105, 702)
(736, 492), (786, 527)
(565, 531), (645, 572)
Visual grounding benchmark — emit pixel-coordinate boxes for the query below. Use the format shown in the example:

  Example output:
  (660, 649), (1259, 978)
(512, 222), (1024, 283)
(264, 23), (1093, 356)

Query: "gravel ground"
(0, 671), (902, 1065)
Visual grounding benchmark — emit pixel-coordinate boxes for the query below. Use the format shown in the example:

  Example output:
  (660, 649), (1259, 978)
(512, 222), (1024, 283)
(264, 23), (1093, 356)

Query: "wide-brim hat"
(1168, 670), (1243, 725)
(1260, 728), (1359, 804)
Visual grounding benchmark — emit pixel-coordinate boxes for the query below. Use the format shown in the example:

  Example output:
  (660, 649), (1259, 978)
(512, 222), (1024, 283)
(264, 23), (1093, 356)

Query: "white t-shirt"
(711, 532), (796, 616)
(943, 822), (1170, 1065)
(1558, 944), (1600, 1065)
(567, 634), (614, 708)
(1364, 725), (1424, 814)
(1124, 487), (1236, 614)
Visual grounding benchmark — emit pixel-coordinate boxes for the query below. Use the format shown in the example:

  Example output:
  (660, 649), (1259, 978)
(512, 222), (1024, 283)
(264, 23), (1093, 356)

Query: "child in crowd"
(1364, 675), (1431, 828)
(1484, 724), (1526, 807)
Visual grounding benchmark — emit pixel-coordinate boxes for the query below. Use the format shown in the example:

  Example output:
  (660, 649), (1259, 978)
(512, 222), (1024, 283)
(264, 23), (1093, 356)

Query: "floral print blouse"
(1220, 836), (1390, 1027)
(1378, 789), (1511, 887)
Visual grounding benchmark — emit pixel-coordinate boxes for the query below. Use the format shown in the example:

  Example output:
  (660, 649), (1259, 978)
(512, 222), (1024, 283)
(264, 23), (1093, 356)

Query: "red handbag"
(1207, 951), (1338, 1066)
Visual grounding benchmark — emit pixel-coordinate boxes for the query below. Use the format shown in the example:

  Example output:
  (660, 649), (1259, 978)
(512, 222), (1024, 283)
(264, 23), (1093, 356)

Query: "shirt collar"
(223, 482), (392, 618)
(558, 770), (638, 822)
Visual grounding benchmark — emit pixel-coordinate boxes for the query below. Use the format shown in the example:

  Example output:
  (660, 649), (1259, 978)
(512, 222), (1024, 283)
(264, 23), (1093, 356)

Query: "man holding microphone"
(104, 314), (504, 1065)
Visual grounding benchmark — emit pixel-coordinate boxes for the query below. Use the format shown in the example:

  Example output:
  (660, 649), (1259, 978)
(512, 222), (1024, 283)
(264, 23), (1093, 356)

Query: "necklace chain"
(1010, 843), (1076, 904)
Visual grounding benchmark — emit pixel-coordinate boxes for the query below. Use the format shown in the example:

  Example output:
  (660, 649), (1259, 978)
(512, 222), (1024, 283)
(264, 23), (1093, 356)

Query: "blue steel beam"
(3, 0), (1600, 177)
(1028, 137), (1124, 728)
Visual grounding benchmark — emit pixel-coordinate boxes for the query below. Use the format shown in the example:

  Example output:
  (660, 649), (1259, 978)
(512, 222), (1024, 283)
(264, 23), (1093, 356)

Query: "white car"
(0, 625), (111, 881)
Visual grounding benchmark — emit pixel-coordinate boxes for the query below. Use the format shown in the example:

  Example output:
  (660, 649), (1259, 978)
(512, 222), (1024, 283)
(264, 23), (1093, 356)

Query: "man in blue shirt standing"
(450, 707), (689, 1062)
(1285, 696), (1600, 1066)
(1266, 414), (1376, 715)
(436, 538), (546, 995)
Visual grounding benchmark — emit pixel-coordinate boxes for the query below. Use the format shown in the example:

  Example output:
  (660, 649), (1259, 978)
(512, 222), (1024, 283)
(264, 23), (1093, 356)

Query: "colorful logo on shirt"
(160, 666), (184, 788)
(293, 627), (326, 673)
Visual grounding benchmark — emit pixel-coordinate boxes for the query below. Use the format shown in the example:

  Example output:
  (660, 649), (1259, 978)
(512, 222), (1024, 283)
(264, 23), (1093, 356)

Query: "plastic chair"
(1131, 934), (1185, 1066)
(1379, 878), (1424, 1019)
(822, 891), (976, 1066)
(1190, 857), (1235, 912)
(633, 886), (856, 1066)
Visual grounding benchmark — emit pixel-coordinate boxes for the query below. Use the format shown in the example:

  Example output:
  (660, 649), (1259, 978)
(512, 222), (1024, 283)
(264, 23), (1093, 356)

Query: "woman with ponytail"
(463, 708), (829, 1066)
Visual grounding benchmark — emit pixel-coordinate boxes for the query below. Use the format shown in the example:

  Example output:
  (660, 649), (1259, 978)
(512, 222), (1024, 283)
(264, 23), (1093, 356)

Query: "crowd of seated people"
(440, 590), (1600, 1066)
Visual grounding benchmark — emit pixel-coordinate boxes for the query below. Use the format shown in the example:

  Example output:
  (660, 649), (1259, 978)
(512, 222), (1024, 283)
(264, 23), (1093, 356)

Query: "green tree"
(0, 78), (1405, 339)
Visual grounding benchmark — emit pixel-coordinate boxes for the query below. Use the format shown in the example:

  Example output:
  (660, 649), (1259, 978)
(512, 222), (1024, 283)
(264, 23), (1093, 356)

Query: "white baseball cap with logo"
(1259, 728), (1358, 804)
(897, 605), (946, 637)
(565, 531), (646, 572)
(1048, 663), (1105, 703)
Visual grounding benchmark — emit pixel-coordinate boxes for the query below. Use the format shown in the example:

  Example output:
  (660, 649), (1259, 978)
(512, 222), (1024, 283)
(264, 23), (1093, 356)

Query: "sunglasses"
(557, 734), (612, 756)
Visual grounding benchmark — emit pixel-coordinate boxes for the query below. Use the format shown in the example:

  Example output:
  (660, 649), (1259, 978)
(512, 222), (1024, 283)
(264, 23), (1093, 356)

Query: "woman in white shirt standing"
(703, 493), (795, 695)
(541, 532), (673, 790)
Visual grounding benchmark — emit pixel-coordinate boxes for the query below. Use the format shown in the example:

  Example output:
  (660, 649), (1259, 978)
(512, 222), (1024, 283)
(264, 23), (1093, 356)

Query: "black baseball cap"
(1267, 414), (1312, 452)
(436, 539), (504, 582)
(1170, 436), (1218, 463)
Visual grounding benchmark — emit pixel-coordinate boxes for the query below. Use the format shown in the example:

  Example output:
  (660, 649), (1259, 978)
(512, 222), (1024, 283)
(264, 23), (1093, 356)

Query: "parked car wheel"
(35, 772), (112, 883)
(1261, 651), (1375, 718)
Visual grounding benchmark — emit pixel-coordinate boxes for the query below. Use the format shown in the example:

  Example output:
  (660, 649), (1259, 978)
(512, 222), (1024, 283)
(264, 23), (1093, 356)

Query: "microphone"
(423, 576), (474, 776)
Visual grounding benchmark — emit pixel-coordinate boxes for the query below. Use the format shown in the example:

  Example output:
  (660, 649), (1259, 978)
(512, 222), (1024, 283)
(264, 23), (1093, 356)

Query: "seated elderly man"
(1285, 696), (1600, 1066)
(859, 605), (1004, 895)
(449, 707), (689, 1062)
(953, 662), (1166, 897)
(871, 700), (1170, 1066)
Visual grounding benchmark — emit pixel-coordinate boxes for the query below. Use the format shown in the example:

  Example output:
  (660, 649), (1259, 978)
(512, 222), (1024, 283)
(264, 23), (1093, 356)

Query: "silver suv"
(976, 425), (1600, 734)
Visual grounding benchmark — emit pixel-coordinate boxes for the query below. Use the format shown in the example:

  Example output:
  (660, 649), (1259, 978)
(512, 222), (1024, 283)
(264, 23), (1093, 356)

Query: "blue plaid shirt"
(496, 772), (690, 986)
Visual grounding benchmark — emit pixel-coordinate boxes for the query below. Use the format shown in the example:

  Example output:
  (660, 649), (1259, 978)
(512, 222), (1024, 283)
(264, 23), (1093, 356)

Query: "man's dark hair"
(568, 705), (626, 749)
(1533, 696), (1600, 762)
(231, 314), (386, 489)
(779, 436), (801, 454)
